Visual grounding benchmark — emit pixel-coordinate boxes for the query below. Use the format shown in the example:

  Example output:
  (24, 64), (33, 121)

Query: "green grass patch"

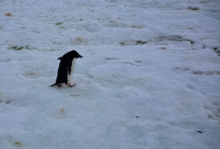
(132, 25), (144, 29)
(11, 46), (23, 51)
(187, 26), (201, 29)
(119, 42), (126, 45)
(55, 22), (63, 26)
(136, 40), (148, 45)
(158, 36), (194, 45)
(120, 40), (148, 45)
(9, 45), (30, 51)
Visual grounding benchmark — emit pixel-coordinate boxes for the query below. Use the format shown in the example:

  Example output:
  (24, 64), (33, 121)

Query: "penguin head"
(57, 50), (83, 60)
(70, 50), (83, 59)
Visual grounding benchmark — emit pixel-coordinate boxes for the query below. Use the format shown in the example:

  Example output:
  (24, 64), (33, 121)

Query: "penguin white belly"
(67, 58), (76, 85)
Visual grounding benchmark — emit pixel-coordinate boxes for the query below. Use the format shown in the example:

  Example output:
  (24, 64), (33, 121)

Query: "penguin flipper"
(68, 84), (76, 87)
(57, 57), (63, 60)
(67, 65), (71, 75)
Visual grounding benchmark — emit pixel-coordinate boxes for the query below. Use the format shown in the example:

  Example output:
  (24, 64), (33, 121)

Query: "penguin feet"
(57, 84), (62, 87)
(68, 84), (76, 88)
(50, 83), (75, 88)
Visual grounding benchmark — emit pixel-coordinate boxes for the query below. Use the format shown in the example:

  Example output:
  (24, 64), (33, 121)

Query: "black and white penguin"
(50, 50), (83, 87)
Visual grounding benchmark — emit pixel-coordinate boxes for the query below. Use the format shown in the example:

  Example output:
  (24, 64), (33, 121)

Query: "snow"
(0, 0), (220, 149)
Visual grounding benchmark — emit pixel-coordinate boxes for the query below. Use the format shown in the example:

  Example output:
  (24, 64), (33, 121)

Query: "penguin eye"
(76, 54), (82, 58)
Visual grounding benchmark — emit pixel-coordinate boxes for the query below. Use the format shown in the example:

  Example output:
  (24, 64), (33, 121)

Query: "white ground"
(0, 0), (220, 149)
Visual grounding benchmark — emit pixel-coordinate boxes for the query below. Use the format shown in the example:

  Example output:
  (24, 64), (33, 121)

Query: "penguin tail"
(50, 83), (63, 87)
(50, 83), (57, 87)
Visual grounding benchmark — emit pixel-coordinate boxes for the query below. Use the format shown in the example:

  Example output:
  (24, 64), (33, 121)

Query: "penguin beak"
(78, 55), (83, 58)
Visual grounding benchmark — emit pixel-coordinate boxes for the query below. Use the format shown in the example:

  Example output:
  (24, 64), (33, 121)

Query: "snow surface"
(0, 0), (220, 149)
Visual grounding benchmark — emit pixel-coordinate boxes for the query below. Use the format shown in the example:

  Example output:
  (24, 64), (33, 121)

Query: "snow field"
(0, 0), (220, 149)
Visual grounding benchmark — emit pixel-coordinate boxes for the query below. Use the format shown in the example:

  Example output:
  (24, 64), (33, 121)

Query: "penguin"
(50, 50), (83, 87)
